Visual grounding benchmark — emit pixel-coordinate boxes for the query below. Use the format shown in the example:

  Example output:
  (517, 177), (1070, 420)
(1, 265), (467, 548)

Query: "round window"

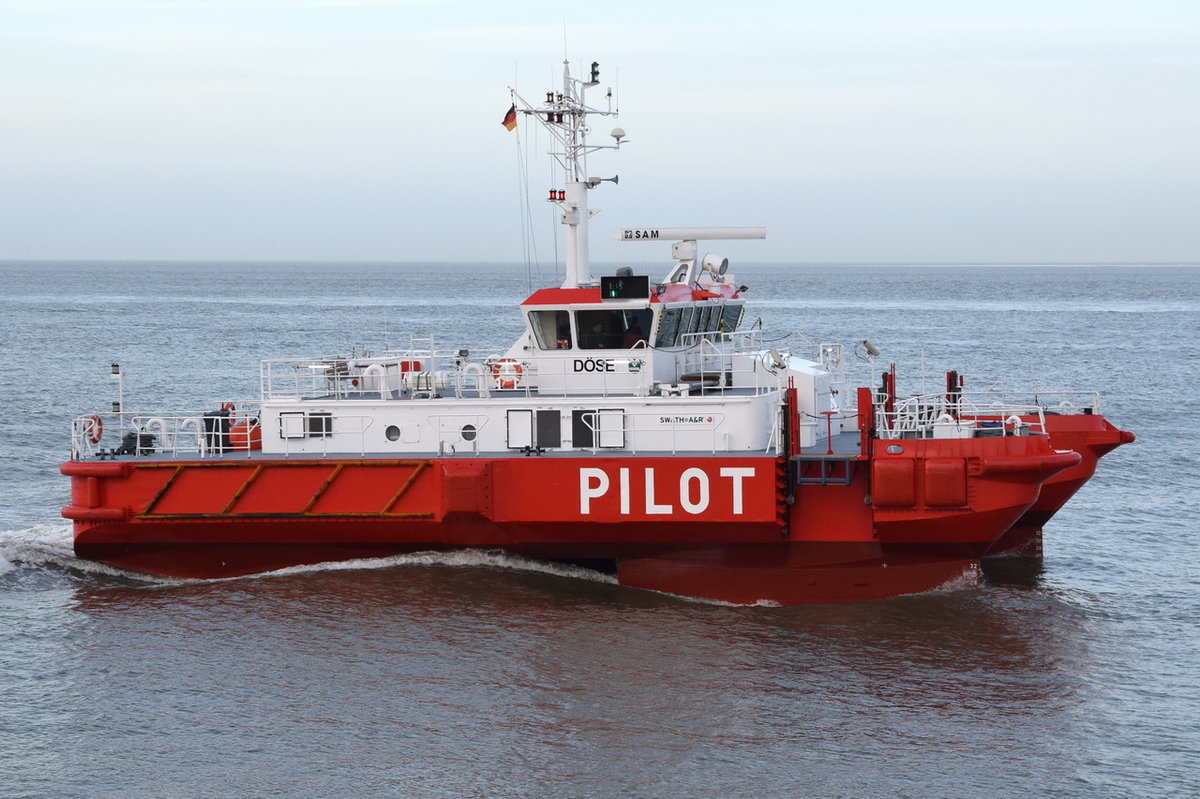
(385, 425), (401, 442)
(461, 424), (477, 442)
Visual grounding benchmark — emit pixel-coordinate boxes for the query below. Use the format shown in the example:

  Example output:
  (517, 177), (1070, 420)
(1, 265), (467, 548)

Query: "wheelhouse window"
(653, 301), (744, 347)
(679, 306), (699, 339)
(654, 307), (679, 348)
(720, 303), (744, 334)
(576, 308), (653, 350)
(528, 310), (572, 350)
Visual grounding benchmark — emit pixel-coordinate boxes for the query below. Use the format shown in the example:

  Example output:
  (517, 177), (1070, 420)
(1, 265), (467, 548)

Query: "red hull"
(618, 550), (981, 605)
(63, 432), (1085, 603)
(867, 435), (1082, 558)
(985, 413), (1135, 557)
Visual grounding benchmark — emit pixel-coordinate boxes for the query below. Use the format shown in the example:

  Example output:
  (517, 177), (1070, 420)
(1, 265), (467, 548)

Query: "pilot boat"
(61, 60), (1133, 604)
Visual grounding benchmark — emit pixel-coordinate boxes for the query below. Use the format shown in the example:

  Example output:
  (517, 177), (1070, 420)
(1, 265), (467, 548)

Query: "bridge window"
(654, 307), (680, 347)
(576, 308), (652, 350)
(720, 304), (744, 333)
(653, 301), (744, 347)
(528, 310), (571, 349)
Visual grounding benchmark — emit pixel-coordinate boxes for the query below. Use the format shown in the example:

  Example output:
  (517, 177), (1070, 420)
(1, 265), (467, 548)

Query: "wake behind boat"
(61, 60), (1133, 604)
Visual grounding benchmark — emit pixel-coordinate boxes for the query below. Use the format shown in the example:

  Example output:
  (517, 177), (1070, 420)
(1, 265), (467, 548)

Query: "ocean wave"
(0, 523), (75, 567)
(0, 524), (179, 584)
(0, 525), (620, 589)
(926, 561), (983, 594)
(243, 549), (620, 586)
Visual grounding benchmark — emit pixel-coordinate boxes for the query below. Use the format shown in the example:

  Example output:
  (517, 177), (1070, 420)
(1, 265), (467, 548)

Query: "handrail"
(72, 403), (783, 460)
(869, 391), (1081, 440)
(71, 404), (262, 461)
(260, 339), (790, 402)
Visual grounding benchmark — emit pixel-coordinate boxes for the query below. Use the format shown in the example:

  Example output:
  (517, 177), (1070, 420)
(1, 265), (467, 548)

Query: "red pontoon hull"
(986, 413), (1135, 556)
(63, 432), (1085, 604)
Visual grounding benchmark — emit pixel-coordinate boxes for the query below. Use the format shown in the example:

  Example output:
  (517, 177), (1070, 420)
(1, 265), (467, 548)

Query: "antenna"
(507, 58), (624, 289)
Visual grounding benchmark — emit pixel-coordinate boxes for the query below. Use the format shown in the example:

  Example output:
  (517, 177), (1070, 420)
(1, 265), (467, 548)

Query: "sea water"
(1, 262), (1196, 798)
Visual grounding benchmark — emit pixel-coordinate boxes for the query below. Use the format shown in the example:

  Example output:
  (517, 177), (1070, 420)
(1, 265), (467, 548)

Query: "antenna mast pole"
(510, 59), (621, 289)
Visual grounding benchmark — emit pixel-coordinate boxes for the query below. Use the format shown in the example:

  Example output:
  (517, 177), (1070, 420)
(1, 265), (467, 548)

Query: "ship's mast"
(511, 59), (622, 289)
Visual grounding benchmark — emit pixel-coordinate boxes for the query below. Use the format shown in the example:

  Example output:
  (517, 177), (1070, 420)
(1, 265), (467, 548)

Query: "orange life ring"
(85, 414), (103, 444)
(491, 359), (523, 389)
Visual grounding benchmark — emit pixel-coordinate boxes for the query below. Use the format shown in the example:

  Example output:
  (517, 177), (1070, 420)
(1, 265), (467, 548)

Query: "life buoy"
(220, 401), (236, 413)
(491, 359), (523, 389)
(85, 414), (103, 444)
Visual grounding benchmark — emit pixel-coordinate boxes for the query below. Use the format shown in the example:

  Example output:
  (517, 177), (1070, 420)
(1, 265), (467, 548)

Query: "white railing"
(72, 403), (783, 460)
(70, 404), (262, 461)
(958, 388), (1103, 415)
(257, 334), (790, 404)
(69, 408), (411, 461)
(260, 353), (471, 401)
(871, 392), (1080, 440)
(426, 412), (493, 456)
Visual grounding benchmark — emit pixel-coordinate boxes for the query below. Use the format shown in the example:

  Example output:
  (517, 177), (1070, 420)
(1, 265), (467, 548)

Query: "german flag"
(501, 103), (517, 131)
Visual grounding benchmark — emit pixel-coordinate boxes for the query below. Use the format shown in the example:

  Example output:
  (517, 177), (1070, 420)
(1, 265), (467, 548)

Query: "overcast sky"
(2, 0), (1197, 264)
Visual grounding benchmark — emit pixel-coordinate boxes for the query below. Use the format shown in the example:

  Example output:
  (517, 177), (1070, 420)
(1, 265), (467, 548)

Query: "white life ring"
(491, 359), (523, 389)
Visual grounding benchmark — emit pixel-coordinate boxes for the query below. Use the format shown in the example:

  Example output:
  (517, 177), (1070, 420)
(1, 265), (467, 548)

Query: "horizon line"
(2, 258), (1197, 267)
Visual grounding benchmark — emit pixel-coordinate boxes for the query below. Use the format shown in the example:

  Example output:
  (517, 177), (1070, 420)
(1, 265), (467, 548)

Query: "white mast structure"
(511, 60), (623, 289)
